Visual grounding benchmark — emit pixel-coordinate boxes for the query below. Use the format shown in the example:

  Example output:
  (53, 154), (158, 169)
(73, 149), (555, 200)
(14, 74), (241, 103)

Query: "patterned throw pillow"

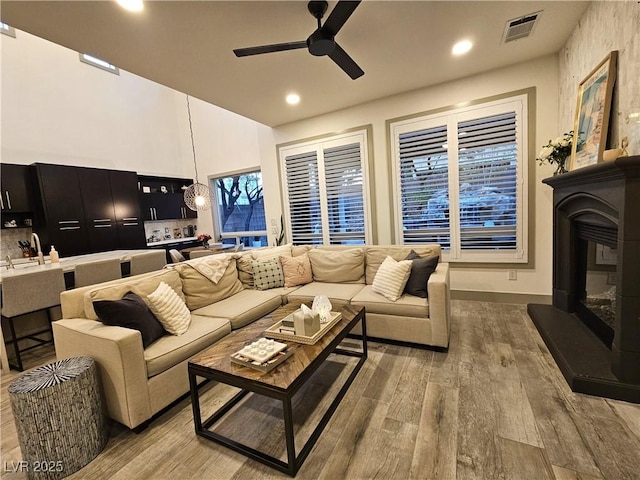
(252, 257), (284, 290)
(372, 256), (412, 302)
(146, 281), (191, 335)
(280, 254), (313, 287)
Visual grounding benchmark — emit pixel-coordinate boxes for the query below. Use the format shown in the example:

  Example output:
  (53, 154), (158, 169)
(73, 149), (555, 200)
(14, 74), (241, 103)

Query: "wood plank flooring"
(1, 300), (639, 479)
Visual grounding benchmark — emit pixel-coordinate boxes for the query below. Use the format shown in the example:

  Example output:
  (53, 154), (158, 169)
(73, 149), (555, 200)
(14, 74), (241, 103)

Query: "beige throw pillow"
(308, 248), (365, 283)
(280, 254), (312, 287)
(372, 256), (412, 302)
(146, 281), (191, 335)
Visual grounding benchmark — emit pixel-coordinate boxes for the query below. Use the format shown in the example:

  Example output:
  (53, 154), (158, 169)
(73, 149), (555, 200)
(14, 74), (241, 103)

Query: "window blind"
(323, 142), (366, 245)
(284, 151), (323, 245)
(398, 125), (450, 247)
(457, 112), (517, 250)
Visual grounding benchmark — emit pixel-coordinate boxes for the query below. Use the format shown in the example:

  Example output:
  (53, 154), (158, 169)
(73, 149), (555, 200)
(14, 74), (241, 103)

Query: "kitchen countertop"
(0, 249), (159, 282)
(146, 237), (198, 247)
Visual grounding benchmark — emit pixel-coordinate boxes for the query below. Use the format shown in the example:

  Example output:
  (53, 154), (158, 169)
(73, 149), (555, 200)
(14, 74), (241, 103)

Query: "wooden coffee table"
(188, 301), (367, 476)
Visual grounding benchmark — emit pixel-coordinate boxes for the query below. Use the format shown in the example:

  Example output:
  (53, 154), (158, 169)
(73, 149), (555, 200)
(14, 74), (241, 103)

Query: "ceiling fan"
(233, 1), (364, 80)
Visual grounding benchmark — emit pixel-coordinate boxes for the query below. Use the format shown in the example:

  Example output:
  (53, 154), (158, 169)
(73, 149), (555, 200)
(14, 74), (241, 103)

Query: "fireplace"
(528, 156), (640, 403)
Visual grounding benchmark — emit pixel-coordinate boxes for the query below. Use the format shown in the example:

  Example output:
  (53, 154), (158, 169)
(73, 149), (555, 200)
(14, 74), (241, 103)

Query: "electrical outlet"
(508, 270), (517, 281)
(270, 218), (278, 226)
(271, 227), (278, 234)
(607, 272), (616, 285)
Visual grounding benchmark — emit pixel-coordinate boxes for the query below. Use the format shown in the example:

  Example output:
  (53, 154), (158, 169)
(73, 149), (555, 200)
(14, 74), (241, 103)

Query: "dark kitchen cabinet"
(1, 163), (34, 213)
(34, 163), (90, 256)
(138, 175), (198, 220)
(110, 170), (146, 248)
(78, 168), (119, 253)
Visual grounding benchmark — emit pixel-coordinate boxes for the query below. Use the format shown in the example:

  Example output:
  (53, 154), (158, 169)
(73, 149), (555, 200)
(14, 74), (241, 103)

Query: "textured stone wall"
(559, 1), (640, 156)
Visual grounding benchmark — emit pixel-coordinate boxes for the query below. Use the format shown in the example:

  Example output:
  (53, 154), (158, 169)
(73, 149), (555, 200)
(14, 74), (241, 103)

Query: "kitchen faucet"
(5, 255), (14, 270)
(30, 232), (45, 265)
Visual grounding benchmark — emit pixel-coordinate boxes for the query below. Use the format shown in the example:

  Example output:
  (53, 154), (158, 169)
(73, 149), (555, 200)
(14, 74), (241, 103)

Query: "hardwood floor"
(1, 300), (639, 479)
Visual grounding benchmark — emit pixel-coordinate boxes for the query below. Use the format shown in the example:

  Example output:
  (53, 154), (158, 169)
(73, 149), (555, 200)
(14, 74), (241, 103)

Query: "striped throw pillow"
(372, 256), (412, 302)
(146, 281), (191, 335)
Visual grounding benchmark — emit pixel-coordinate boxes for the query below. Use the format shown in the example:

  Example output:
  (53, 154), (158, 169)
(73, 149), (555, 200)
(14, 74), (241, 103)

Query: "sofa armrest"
(52, 319), (151, 429)
(427, 262), (451, 348)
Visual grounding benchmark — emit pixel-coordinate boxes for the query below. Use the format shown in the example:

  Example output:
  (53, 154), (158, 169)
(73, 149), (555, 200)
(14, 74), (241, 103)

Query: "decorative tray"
(264, 311), (342, 345)
(230, 339), (293, 372)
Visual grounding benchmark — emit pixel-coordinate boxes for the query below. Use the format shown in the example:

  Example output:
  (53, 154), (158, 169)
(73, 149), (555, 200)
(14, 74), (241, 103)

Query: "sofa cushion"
(252, 257), (284, 290)
(365, 245), (441, 284)
(351, 285), (429, 317)
(285, 282), (365, 307)
(191, 289), (283, 329)
(83, 269), (184, 321)
(280, 253), (312, 288)
(371, 256), (412, 301)
(252, 243), (292, 261)
(308, 248), (365, 284)
(93, 292), (166, 348)
(144, 314), (231, 378)
(146, 281), (191, 335)
(171, 255), (243, 310)
(236, 252), (256, 289)
(404, 251), (439, 298)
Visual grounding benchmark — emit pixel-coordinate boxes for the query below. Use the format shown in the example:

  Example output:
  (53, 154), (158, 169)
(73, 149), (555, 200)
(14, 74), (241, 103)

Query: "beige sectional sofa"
(53, 244), (450, 430)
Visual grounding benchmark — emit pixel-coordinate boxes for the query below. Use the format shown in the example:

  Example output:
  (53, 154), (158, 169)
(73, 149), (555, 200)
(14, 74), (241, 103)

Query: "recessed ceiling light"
(286, 93), (300, 105)
(452, 40), (473, 56)
(116, 0), (144, 12)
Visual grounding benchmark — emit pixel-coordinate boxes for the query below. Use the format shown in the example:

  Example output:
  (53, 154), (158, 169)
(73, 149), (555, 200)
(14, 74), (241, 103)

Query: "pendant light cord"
(186, 95), (199, 183)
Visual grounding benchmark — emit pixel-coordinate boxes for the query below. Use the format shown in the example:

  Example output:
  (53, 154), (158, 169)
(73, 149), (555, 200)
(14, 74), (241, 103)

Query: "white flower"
(552, 136), (563, 146)
(560, 138), (571, 147)
(539, 146), (554, 159)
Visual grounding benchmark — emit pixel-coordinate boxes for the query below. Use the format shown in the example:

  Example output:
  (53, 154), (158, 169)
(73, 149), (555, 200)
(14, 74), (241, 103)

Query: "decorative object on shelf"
(197, 232), (211, 247)
(312, 294), (333, 323)
(536, 131), (573, 175)
(570, 51), (618, 171)
(183, 95), (213, 211)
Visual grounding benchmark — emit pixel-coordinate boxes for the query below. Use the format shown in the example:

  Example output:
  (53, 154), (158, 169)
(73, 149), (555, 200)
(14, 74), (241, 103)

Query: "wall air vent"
(503, 11), (541, 43)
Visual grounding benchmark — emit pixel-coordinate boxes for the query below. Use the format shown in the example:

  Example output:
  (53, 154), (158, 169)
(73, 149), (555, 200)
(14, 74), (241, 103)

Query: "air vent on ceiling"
(503, 11), (541, 43)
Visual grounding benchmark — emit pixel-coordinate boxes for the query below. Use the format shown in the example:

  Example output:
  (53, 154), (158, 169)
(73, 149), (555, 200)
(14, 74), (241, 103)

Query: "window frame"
(390, 93), (529, 263)
(278, 128), (373, 246)
(210, 168), (267, 247)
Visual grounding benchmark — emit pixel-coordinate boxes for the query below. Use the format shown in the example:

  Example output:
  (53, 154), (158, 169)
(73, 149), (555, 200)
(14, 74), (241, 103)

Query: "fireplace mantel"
(529, 155), (640, 403)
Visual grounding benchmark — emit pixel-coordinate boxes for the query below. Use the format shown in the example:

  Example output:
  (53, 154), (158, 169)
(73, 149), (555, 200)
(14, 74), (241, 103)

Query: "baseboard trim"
(451, 290), (552, 305)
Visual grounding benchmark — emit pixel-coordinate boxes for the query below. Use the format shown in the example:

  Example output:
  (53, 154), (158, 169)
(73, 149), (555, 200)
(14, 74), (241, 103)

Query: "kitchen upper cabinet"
(110, 170), (146, 249)
(1, 163), (34, 213)
(34, 163), (90, 256)
(78, 168), (119, 253)
(138, 175), (198, 220)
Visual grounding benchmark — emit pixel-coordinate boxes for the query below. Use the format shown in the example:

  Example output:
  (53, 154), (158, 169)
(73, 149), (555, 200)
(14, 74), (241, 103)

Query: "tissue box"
(293, 309), (320, 336)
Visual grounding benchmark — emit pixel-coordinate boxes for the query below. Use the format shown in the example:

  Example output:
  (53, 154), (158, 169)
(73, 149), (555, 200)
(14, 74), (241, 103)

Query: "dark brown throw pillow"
(93, 292), (166, 348)
(404, 250), (439, 298)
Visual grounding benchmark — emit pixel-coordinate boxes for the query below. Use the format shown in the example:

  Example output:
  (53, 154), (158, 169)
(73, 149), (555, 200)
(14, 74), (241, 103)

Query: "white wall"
(272, 55), (561, 296)
(1, 29), (268, 239)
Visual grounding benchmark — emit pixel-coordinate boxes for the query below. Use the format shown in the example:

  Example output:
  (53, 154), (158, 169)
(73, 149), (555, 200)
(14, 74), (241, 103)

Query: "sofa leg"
(132, 421), (150, 434)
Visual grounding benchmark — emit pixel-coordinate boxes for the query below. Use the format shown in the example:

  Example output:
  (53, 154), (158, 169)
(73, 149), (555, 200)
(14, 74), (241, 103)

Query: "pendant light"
(183, 95), (213, 211)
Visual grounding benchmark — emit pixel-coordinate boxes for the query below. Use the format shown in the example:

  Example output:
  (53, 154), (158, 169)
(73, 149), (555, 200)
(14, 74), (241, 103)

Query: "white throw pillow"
(371, 256), (412, 302)
(146, 281), (191, 335)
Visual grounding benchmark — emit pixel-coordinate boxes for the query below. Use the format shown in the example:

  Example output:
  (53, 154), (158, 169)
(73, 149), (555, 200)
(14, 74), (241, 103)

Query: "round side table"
(8, 356), (108, 480)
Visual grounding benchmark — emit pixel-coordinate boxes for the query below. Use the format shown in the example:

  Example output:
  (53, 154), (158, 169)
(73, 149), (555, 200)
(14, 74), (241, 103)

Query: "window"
(79, 53), (120, 75)
(279, 129), (371, 245)
(390, 94), (528, 263)
(211, 170), (267, 247)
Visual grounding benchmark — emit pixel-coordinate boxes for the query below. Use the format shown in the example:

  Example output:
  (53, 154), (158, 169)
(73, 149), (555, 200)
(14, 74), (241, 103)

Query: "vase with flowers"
(197, 233), (211, 248)
(537, 131), (573, 175)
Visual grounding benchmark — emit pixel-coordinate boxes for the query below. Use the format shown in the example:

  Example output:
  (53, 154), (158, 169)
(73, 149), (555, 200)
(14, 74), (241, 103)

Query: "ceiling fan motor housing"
(307, 29), (335, 56)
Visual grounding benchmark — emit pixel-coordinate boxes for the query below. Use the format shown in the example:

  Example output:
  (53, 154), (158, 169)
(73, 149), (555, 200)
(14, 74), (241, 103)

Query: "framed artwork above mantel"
(569, 51), (618, 171)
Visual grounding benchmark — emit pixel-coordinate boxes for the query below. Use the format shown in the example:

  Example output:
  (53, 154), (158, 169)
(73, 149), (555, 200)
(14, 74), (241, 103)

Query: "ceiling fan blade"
(234, 41), (307, 57)
(322, 0), (361, 37)
(328, 42), (364, 79)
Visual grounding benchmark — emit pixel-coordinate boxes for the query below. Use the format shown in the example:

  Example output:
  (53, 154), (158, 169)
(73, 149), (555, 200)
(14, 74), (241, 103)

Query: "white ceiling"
(1, 1), (590, 127)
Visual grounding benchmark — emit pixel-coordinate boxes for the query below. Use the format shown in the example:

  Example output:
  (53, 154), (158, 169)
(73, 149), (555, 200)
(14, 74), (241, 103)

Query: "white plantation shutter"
(391, 94), (528, 263)
(284, 151), (323, 245)
(324, 142), (366, 244)
(398, 125), (450, 247)
(280, 130), (370, 246)
(457, 112), (518, 251)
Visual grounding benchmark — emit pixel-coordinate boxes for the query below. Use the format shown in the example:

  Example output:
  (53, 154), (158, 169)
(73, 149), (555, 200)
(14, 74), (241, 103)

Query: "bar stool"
(169, 249), (186, 263)
(1, 267), (66, 371)
(189, 249), (214, 259)
(74, 258), (122, 287)
(129, 250), (167, 275)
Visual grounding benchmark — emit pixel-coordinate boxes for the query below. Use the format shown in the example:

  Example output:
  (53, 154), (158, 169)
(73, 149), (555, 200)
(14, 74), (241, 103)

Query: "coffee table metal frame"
(188, 307), (367, 477)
